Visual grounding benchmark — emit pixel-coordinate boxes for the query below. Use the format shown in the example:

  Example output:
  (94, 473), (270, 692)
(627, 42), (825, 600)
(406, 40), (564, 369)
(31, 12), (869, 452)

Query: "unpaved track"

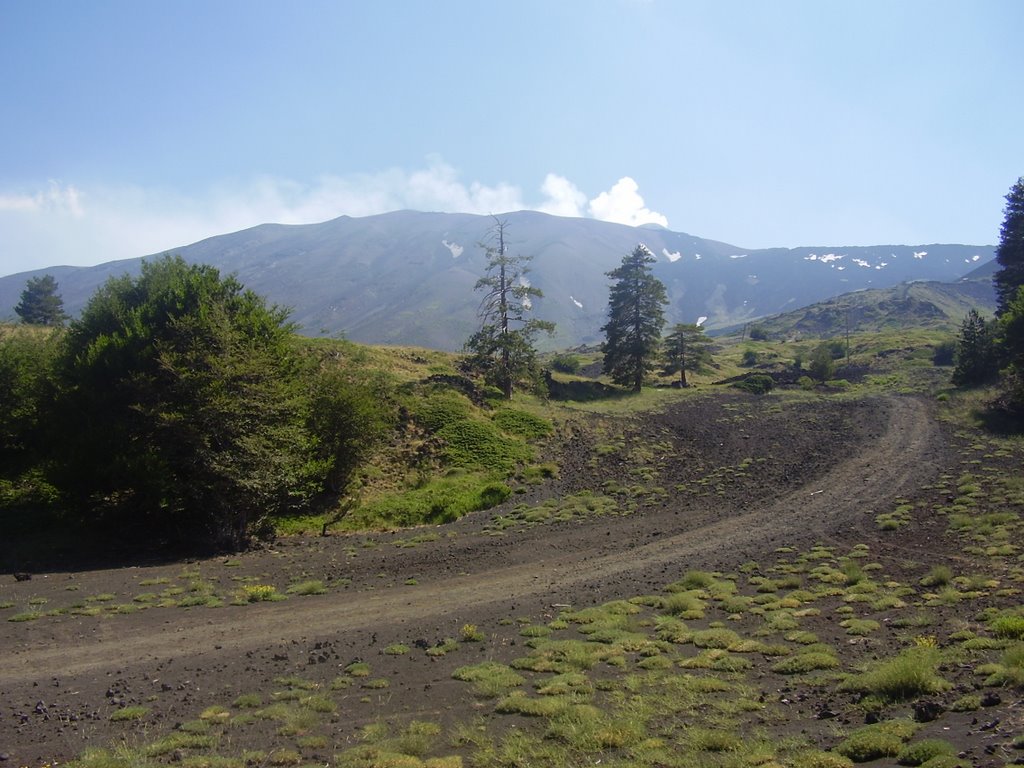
(1, 396), (939, 687)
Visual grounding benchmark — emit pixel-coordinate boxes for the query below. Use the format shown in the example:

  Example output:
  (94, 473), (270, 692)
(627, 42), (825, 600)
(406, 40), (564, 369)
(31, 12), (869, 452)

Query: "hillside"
(2, 365), (1023, 767)
(0, 210), (995, 350)
(718, 277), (998, 340)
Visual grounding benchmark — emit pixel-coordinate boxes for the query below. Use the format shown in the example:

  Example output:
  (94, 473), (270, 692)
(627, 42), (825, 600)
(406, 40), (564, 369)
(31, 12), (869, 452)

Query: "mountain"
(0, 210), (997, 350)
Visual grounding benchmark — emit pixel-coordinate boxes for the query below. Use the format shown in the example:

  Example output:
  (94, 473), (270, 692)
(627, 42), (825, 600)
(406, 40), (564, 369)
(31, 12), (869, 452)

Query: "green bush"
(809, 344), (836, 381)
(549, 353), (582, 374)
(732, 374), (774, 395)
(48, 256), (326, 549)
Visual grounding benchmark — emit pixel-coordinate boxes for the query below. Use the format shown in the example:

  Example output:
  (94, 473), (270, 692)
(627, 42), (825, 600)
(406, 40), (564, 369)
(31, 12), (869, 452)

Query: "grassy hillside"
(717, 279), (996, 342)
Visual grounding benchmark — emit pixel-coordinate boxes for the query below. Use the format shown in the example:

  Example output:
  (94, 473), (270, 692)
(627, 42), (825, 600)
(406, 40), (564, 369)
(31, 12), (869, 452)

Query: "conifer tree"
(952, 309), (999, 387)
(995, 177), (1024, 316)
(464, 218), (553, 399)
(662, 323), (712, 387)
(15, 274), (67, 326)
(601, 244), (668, 392)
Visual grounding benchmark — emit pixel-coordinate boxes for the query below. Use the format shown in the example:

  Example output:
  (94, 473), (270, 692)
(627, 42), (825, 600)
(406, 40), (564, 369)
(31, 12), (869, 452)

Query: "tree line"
(951, 176), (1024, 411)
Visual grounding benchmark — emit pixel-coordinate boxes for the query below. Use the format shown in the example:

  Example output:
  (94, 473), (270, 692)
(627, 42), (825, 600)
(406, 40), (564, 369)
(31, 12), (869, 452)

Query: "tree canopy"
(49, 256), (328, 548)
(15, 274), (67, 326)
(995, 177), (1024, 316)
(601, 244), (668, 392)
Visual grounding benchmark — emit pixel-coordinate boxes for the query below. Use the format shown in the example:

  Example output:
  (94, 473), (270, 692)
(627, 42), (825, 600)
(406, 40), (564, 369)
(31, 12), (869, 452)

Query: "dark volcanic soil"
(0, 392), (1018, 766)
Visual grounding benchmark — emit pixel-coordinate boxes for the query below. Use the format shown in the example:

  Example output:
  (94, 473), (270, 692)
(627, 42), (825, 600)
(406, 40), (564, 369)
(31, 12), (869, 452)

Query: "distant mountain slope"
(0, 210), (996, 350)
(719, 278), (997, 340)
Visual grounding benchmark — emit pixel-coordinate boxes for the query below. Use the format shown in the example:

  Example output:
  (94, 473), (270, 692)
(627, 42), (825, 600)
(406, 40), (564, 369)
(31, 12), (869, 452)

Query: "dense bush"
(809, 344), (836, 381)
(731, 374), (774, 395)
(549, 353), (582, 374)
(45, 256), (327, 548)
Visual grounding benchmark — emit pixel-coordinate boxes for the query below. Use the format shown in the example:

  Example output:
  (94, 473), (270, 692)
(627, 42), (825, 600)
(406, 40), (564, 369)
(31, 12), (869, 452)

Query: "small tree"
(464, 218), (553, 399)
(808, 343), (836, 382)
(952, 309), (999, 387)
(662, 323), (713, 387)
(601, 244), (668, 392)
(995, 177), (1024, 315)
(15, 275), (67, 326)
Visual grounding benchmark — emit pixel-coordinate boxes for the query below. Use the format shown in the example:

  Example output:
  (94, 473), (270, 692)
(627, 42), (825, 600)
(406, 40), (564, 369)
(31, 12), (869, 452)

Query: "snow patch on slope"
(442, 239), (463, 258)
(662, 248), (682, 262)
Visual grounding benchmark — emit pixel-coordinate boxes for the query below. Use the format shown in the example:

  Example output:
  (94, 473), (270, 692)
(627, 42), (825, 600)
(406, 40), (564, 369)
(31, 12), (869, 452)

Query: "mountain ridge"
(0, 210), (996, 350)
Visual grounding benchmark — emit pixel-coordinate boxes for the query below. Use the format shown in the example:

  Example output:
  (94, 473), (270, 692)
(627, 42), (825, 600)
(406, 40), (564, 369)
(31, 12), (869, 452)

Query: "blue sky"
(1, 0), (1022, 276)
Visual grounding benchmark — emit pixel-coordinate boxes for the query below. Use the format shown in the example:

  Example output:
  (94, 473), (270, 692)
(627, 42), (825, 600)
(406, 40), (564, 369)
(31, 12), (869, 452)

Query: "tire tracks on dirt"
(1, 396), (940, 686)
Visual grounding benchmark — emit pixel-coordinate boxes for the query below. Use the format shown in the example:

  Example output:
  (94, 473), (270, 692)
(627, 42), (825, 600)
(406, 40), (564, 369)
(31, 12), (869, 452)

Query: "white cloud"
(537, 174), (586, 217)
(587, 177), (668, 228)
(0, 180), (83, 217)
(0, 161), (673, 276)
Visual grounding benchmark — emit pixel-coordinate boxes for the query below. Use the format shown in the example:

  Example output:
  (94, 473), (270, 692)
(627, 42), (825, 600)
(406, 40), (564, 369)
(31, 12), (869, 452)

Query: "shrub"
(741, 349), (759, 367)
(748, 324), (769, 341)
(809, 344), (836, 381)
(732, 374), (774, 395)
(549, 353), (582, 374)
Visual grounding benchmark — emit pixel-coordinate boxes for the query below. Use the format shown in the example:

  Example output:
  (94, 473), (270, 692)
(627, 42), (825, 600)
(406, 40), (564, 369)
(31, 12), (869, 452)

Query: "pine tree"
(464, 218), (553, 399)
(662, 323), (712, 387)
(601, 244), (668, 392)
(952, 309), (999, 387)
(15, 274), (67, 326)
(995, 177), (1024, 316)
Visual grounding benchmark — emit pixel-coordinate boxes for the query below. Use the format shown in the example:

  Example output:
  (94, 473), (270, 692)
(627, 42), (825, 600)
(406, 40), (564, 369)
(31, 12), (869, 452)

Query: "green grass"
(344, 473), (510, 529)
(453, 662), (526, 698)
(839, 647), (949, 703)
(285, 579), (326, 596)
(835, 720), (918, 762)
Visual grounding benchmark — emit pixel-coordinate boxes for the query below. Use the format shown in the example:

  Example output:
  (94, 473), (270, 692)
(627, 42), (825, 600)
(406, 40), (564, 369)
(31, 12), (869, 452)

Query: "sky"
(1, 0), (1022, 277)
